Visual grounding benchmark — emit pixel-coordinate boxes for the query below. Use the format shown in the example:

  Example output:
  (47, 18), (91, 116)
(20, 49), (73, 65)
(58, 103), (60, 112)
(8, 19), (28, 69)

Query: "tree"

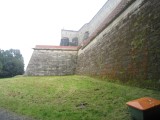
(0, 49), (24, 78)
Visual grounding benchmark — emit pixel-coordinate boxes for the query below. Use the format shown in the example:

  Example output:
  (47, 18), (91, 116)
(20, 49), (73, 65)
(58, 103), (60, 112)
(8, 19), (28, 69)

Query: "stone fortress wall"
(25, 45), (78, 76)
(26, 0), (160, 81)
(78, 0), (122, 44)
(77, 0), (160, 80)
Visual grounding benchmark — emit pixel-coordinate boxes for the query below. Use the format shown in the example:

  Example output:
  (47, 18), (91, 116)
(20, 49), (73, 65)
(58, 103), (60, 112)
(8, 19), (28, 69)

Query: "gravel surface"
(0, 108), (35, 120)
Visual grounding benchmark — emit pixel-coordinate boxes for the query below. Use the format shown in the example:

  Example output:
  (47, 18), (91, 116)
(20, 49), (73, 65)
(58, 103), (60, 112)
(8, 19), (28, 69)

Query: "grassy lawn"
(0, 75), (159, 120)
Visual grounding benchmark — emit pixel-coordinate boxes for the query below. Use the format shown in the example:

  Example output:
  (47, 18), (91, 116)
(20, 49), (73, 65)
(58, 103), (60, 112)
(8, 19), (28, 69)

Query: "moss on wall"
(76, 0), (160, 82)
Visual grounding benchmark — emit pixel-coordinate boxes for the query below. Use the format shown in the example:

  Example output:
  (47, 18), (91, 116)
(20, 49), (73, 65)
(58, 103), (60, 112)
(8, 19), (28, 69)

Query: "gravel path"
(0, 108), (35, 120)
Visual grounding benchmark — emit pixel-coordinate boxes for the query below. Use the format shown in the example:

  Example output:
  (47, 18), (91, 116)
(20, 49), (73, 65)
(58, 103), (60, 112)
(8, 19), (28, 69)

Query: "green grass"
(0, 75), (159, 120)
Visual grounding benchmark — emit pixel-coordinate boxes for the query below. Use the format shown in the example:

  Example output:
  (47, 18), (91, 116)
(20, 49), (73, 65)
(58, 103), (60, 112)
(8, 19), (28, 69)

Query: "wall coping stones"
(34, 45), (78, 51)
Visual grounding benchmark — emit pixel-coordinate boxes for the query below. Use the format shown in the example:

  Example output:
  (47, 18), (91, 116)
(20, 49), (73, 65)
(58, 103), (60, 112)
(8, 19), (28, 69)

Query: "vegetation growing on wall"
(76, 0), (160, 83)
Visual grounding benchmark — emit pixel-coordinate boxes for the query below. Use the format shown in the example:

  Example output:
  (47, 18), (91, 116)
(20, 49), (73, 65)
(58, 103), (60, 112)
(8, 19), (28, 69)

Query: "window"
(60, 37), (69, 46)
(83, 31), (89, 41)
(71, 37), (78, 46)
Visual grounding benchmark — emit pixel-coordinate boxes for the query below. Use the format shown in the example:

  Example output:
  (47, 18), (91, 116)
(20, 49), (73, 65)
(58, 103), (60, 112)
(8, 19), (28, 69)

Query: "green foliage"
(0, 49), (24, 78)
(131, 39), (144, 49)
(0, 76), (159, 120)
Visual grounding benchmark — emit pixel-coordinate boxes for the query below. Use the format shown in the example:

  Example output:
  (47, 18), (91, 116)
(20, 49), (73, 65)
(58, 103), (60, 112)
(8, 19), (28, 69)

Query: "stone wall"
(78, 24), (89, 44)
(76, 0), (160, 81)
(26, 0), (160, 81)
(78, 0), (122, 44)
(25, 46), (78, 76)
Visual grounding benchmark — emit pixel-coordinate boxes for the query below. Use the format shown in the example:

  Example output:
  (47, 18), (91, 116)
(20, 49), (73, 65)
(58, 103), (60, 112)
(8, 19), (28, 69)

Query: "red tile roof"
(34, 45), (78, 51)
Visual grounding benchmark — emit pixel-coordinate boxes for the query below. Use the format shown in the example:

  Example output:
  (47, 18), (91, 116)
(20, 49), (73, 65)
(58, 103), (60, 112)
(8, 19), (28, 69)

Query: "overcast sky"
(0, 0), (107, 69)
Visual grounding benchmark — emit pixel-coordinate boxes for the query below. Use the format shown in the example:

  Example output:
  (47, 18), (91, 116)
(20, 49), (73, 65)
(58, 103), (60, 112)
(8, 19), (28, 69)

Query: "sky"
(0, 0), (107, 70)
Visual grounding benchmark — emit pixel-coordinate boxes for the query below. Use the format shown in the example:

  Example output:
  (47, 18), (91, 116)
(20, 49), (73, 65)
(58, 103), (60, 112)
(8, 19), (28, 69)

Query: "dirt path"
(0, 108), (34, 120)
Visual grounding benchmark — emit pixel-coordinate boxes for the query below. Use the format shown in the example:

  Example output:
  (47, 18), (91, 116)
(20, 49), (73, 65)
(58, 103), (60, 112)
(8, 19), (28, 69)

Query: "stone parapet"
(34, 45), (78, 51)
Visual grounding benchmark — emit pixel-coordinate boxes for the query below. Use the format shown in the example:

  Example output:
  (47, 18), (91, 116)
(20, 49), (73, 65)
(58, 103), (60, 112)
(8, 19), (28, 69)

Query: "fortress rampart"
(25, 0), (160, 81)
(25, 45), (78, 76)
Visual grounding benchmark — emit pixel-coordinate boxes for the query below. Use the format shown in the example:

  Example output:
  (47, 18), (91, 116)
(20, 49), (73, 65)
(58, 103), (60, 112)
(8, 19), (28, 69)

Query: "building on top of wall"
(60, 0), (123, 47)
(60, 29), (79, 46)
(60, 23), (90, 47)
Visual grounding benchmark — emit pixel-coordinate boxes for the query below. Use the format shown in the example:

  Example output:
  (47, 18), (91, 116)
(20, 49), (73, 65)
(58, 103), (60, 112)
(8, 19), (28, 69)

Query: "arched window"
(60, 37), (69, 46)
